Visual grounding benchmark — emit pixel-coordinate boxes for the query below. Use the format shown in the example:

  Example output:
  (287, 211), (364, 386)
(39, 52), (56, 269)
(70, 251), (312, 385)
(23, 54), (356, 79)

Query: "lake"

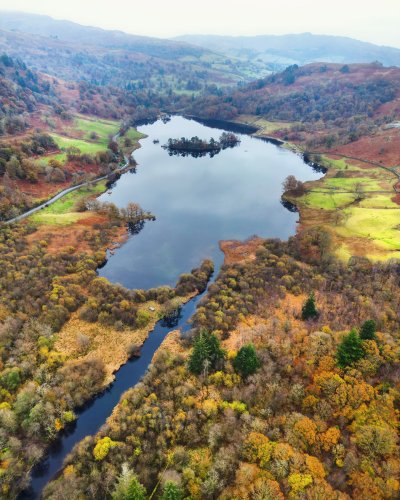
(98, 115), (321, 289)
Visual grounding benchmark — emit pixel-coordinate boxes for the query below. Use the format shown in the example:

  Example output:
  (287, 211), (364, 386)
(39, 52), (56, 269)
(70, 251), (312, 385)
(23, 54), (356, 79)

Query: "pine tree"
(112, 464), (146, 500)
(188, 329), (225, 375)
(336, 329), (365, 368)
(161, 481), (183, 500)
(301, 292), (319, 320)
(126, 477), (146, 500)
(188, 333), (209, 374)
(233, 344), (261, 378)
(359, 319), (377, 340)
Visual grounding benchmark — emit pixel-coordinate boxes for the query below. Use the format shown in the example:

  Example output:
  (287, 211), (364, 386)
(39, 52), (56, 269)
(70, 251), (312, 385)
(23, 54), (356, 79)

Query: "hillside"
(185, 62), (400, 145)
(0, 54), (56, 133)
(0, 53), (165, 221)
(0, 12), (254, 91)
(176, 33), (400, 72)
(43, 237), (400, 499)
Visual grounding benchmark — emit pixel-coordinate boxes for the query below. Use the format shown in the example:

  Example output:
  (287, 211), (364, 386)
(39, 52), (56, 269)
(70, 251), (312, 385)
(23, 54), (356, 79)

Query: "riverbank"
(55, 293), (196, 386)
(234, 114), (400, 261)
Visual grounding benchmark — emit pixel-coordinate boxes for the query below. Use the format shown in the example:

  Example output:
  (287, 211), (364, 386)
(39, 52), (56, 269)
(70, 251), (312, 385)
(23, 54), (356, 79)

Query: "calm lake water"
(98, 115), (321, 289)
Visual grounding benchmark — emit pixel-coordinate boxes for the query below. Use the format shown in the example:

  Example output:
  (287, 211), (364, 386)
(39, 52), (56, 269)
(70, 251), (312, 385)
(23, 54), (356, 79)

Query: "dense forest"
(43, 234), (400, 499)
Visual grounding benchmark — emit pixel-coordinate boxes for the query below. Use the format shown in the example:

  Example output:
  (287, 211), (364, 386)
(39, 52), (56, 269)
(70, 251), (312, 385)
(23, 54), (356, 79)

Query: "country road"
(5, 133), (130, 225)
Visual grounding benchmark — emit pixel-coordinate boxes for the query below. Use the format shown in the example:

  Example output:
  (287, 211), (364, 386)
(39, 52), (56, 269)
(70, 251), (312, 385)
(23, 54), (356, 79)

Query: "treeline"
(43, 231), (400, 499)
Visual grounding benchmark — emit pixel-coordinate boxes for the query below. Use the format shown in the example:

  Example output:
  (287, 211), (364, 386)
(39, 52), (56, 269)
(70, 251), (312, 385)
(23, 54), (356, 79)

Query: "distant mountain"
(0, 11), (207, 60)
(174, 33), (400, 70)
(0, 11), (253, 90)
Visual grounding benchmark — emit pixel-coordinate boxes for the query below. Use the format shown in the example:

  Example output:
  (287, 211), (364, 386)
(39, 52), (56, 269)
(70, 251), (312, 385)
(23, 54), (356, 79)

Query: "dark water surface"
(25, 115), (322, 498)
(98, 116), (321, 289)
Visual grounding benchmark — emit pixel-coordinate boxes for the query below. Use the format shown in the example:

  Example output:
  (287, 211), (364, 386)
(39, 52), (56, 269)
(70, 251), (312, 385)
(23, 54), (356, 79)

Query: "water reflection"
(99, 116), (323, 290)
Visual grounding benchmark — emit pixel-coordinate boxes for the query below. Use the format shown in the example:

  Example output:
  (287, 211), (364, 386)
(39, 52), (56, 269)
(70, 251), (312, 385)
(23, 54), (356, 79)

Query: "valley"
(0, 7), (399, 500)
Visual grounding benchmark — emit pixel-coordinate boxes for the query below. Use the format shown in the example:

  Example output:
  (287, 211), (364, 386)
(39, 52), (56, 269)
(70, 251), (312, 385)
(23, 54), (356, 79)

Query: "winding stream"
(25, 116), (323, 498)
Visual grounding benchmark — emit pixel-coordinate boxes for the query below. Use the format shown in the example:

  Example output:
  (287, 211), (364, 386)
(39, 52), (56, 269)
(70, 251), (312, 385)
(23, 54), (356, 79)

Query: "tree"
(301, 292), (319, 320)
(188, 329), (225, 375)
(161, 481), (182, 500)
(282, 175), (305, 195)
(359, 320), (377, 340)
(353, 182), (366, 202)
(112, 463), (146, 500)
(336, 330), (365, 368)
(233, 344), (261, 378)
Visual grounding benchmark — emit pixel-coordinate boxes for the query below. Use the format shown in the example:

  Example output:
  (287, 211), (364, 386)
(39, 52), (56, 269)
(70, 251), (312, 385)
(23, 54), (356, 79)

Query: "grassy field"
(73, 115), (119, 145)
(50, 133), (108, 155)
(297, 152), (400, 261)
(31, 182), (106, 226)
(238, 115), (296, 134)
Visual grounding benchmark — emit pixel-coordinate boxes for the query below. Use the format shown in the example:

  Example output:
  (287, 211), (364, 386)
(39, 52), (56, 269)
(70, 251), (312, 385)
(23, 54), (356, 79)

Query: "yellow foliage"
(54, 418), (63, 431)
(64, 465), (75, 477)
(386, 478), (399, 495)
(188, 448), (212, 479)
(175, 409), (186, 422)
(93, 436), (118, 461)
(202, 399), (219, 417)
(243, 432), (275, 468)
(288, 473), (313, 494)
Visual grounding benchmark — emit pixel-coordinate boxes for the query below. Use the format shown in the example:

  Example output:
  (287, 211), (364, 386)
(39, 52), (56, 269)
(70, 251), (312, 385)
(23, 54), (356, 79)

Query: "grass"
(119, 128), (146, 144)
(31, 212), (87, 226)
(293, 151), (400, 261)
(302, 191), (355, 210)
(38, 152), (67, 165)
(238, 115), (296, 134)
(50, 134), (108, 155)
(74, 116), (119, 145)
(340, 207), (400, 245)
(31, 182), (106, 225)
(323, 177), (385, 191)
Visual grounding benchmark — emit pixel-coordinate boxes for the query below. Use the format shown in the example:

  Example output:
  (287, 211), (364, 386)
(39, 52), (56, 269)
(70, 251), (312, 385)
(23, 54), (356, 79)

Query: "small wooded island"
(164, 132), (240, 157)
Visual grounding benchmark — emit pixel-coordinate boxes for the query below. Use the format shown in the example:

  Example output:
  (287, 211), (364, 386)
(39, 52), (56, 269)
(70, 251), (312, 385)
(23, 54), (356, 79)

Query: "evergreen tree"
(336, 329), (365, 368)
(112, 464), (146, 500)
(233, 344), (261, 378)
(126, 478), (146, 500)
(188, 329), (225, 375)
(359, 319), (377, 340)
(301, 292), (319, 320)
(161, 481), (183, 500)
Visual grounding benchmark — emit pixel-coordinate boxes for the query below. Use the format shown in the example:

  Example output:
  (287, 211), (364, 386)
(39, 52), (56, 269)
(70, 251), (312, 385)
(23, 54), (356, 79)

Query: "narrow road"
(5, 133), (130, 225)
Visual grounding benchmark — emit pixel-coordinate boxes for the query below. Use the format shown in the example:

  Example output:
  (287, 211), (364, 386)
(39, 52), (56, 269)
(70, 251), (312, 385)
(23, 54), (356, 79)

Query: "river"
(24, 115), (323, 498)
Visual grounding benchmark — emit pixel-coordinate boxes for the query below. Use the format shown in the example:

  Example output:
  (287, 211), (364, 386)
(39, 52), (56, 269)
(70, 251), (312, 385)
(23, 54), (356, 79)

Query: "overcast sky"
(0, 0), (399, 48)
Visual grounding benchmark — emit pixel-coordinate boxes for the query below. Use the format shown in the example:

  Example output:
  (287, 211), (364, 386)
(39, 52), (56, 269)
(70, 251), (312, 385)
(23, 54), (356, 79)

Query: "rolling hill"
(0, 11), (256, 90)
(175, 33), (400, 71)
